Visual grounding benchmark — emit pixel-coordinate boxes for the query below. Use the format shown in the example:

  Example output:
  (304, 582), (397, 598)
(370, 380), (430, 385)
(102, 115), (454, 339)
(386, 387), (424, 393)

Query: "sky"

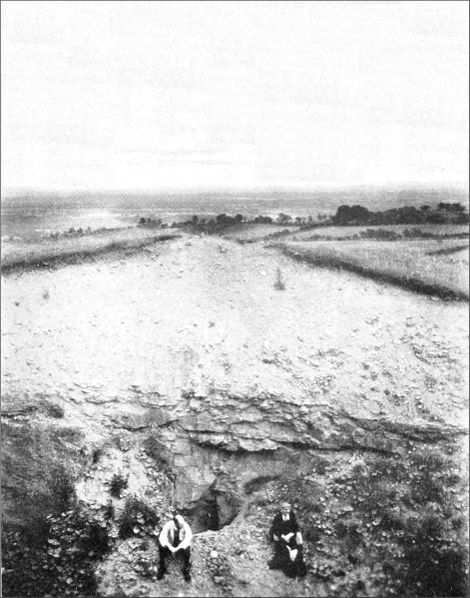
(1, 0), (468, 191)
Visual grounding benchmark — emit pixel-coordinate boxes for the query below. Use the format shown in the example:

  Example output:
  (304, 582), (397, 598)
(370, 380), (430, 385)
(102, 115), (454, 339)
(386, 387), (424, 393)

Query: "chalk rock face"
(2, 385), (464, 534)
(122, 389), (466, 526)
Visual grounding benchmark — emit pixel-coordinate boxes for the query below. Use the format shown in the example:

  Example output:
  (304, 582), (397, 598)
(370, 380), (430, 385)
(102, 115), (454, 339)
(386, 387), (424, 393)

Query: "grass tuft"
(274, 267), (286, 291)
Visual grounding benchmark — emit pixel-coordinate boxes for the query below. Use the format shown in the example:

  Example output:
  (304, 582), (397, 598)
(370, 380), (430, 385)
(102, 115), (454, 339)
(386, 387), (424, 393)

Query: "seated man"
(157, 511), (193, 582)
(268, 501), (307, 578)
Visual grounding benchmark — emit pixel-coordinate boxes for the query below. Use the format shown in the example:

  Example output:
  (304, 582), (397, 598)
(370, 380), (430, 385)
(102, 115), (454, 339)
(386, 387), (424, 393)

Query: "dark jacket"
(269, 511), (299, 545)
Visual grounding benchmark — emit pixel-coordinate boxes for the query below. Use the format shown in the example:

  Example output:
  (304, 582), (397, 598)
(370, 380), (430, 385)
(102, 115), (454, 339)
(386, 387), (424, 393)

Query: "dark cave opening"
(186, 484), (241, 533)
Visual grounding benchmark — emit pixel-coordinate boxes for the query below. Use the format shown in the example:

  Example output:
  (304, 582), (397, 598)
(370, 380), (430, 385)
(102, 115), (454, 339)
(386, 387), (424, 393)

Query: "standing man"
(268, 501), (307, 578)
(157, 511), (193, 582)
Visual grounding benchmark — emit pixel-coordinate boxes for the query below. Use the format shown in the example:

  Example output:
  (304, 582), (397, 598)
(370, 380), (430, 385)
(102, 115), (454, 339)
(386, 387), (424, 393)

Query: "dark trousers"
(268, 542), (306, 578)
(158, 544), (191, 575)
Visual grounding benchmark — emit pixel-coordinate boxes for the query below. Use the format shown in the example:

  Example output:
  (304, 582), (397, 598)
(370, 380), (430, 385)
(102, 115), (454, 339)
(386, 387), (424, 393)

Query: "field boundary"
(1, 234), (179, 275)
(279, 245), (469, 302)
(426, 244), (469, 256)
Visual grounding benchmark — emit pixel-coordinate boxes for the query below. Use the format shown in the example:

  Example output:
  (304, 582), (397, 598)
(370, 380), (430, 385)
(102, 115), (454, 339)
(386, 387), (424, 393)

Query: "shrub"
(49, 465), (77, 509)
(109, 472), (128, 498)
(118, 496), (160, 540)
(46, 403), (64, 418)
(277, 213), (292, 224)
(39, 400), (65, 418)
(2, 506), (112, 597)
(360, 228), (401, 240)
(273, 444), (468, 597)
(314, 457), (328, 475)
(402, 540), (468, 597)
(274, 267), (286, 290)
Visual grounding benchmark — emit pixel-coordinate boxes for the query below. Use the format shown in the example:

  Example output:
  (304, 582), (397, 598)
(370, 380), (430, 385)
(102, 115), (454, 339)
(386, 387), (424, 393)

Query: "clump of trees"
(437, 202), (466, 212)
(215, 213), (244, 226)
(138, 217), (164, 228)
(169, 213), (245, 233)
(334, 205), (372, 225)
(332, 203), (469, 226)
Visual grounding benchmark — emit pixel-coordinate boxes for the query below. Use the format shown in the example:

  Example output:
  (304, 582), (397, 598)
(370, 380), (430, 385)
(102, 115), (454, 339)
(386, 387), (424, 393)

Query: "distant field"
(282, 223), (470, 242)
(220, 223), (301, 241)
(219, 222), (469, 243)
(1, 227), (178, 273)
(280, 238), (469, 300)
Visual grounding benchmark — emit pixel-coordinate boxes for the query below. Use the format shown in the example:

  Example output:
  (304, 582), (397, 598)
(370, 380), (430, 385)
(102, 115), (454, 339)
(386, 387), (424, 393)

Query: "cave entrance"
(186, 484), (241, 533)
(191, 492), (219, 532)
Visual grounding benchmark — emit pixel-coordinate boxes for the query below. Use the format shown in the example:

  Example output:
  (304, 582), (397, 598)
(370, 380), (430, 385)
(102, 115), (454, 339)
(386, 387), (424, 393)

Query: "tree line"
(332, 203), (468, 225)
(137, 201), (468, 232)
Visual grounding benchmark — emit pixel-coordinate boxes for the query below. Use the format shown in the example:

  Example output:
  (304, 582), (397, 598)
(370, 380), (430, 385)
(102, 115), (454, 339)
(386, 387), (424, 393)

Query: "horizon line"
(2, 181), (469, 198)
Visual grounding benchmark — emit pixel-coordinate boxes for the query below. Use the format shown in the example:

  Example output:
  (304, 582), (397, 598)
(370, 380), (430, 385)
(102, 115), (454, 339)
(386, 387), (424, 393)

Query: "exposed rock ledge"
(2, 389), (466, 533)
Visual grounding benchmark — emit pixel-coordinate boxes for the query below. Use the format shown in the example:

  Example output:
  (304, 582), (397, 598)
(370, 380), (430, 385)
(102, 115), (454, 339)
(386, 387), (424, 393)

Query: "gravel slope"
(2, 234), (468, 429)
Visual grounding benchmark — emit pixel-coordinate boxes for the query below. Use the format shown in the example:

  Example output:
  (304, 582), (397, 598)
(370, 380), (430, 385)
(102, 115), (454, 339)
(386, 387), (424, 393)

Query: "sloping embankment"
(279, 244), (469, 302)
(1, 231), (179, 274)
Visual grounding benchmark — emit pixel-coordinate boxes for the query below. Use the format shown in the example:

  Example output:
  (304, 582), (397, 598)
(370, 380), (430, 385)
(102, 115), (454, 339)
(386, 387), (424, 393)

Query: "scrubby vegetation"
(251, 443), (468, 597)
(274, 224), (469, 244)
(2, 491), (163, 596)
(2, 505), (114, 597)
(42, 401), (65, 419)
(138, 216), (165, 228)
(109, 472), (128, 498)
(117, 496), (160, 540)
(274, 267), (286, 291)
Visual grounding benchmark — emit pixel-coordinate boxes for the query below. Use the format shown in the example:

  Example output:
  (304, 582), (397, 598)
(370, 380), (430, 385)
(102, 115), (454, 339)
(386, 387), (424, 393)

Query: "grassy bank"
(215, 222), (469, 244)
(280, 240), (469, 301)
(279, 224), (470, 243)
(1, 228), (178, 274)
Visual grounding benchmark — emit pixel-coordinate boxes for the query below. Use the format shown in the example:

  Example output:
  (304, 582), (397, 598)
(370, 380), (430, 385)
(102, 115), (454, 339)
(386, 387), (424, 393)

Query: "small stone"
(210, 550), (218, 559)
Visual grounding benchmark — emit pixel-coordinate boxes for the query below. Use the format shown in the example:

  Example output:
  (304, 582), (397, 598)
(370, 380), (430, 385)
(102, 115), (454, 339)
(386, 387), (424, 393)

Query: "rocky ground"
(1, 233), (468, 597)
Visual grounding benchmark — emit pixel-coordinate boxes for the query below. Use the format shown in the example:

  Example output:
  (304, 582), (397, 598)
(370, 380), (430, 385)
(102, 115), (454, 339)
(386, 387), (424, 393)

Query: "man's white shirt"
(159, 518), (193, 550)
